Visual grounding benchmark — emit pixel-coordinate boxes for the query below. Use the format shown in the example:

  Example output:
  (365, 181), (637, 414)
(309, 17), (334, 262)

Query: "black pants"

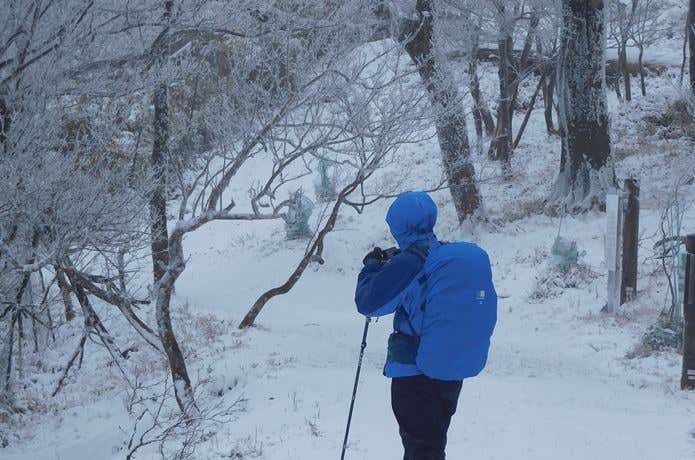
(391, 374), (463, 460)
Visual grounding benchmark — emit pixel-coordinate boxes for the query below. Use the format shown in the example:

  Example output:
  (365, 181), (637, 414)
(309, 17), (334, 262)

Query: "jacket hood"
(386, 192), (438, 249)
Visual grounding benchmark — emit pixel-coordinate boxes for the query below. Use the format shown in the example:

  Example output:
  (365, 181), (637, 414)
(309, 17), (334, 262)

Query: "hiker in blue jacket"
(355, 191), (497, 460)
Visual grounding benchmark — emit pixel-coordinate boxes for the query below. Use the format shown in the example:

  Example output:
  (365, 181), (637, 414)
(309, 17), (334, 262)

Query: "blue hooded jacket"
(355, 191), (497, 380)
(355, 192), (438, 378)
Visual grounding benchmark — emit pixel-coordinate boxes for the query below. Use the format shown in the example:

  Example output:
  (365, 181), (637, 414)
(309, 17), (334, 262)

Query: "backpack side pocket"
(387, 332), (420, 364)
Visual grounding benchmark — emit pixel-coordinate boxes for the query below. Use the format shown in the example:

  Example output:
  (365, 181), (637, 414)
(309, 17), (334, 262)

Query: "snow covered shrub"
(283, 190), (314, 240)
(551, 237), (582, 273)
(626, 321), (683, 359)
(0, 392), (45, 448)
(173, 302), (227, 355)
(306, 415), (322, 437)
(642, 98), (695, 139)
(529, 265), (600, 302)
(192, 313), (227, 345)
(496, 198), (546, 224)
(122, 378), (242, 460)
(229, 433), (264, 458)
(529, 237), (598, 302)
(314, 159), (338, 202)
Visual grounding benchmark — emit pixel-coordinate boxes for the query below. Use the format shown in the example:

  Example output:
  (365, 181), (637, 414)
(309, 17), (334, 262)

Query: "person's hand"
(362, 247), (386, 266)
(382, 247), (400, 260)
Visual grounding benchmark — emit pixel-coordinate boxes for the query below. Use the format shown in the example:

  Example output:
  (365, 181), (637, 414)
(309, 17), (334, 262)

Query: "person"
(354, 191), (497, 460)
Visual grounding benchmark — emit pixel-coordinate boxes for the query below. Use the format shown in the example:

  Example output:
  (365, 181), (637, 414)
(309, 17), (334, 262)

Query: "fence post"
(605, 192), (623, 313)
(620, 179), (639, 304)
(682, 234), (695, 390)
(675, 249), (688, 324)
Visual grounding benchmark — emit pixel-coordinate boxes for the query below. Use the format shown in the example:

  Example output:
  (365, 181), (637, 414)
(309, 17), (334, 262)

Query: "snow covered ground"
(3, 36), (695, 460)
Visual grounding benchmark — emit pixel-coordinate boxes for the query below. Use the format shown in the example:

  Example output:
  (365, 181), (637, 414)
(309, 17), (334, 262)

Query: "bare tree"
(73, 0), (431, 411)
(0, 1), (442, 422)
(239, 177), (371, 329)
(629, 0), (667, 97)
(238, 78), (432, 327)
(608, 0), (638, 101)
(428, 1), (495, 149)
(653, 175), (694, 325)
(143, 0), (200, 416)
(534, 1), (562, 136)
(1, 0), (150, 393)
(487, 1), (520, 177)
(468, 23), (496, 140)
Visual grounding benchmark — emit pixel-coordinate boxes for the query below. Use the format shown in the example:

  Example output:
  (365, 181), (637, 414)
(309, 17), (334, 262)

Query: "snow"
(4, 12), (695, 460)
(6, 99), (695, 458)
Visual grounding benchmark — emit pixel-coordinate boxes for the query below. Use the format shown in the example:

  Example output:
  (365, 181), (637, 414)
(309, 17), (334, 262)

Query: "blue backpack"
(408, 241), (497, 380)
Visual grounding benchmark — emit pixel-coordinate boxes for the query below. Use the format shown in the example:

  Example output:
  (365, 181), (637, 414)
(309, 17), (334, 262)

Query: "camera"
(382, 246), (400, 261)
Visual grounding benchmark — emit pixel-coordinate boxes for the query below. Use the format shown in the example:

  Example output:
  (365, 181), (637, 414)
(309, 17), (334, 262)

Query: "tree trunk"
(511, 10), (540, 110)
(16, 311), (24, 380)
(469, 58), (496, 139)
(542, 71), (557, 135)
(400, 0), (481, 222)
(620, 46), (632, 101)
(638, 45), (646, 97)
(469, 34), (495, 138)
(551, 0), (616, 212)
(30, 278), (39, 353)
(689, 0), (695, 93)
(536, 38), (558, 136)
(3, 312), (16, 391)
(154, 267), (197, 414)
(3, 269), (32, 391)
(0, 96), (10, 154)
(150, 81), (196, 415)
(513, 75), (544, 149)
(69, 276), (123, 358)
(3, 235), (38, 390)
(55, 267), (76, 322)
(471, 96), (483, 139)
(151, 84), (171, 285)
(490, 33), (514, 178)
(38, 263), (56, 344)
(613, 71), (623, 101)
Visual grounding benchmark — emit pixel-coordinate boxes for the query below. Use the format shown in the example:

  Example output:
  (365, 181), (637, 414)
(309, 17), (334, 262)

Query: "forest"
(1, 0), (695, 459)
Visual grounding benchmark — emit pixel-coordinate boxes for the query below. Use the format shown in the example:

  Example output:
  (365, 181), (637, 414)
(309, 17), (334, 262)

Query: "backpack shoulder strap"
(406, 245), (431, 290)
(406, 245), (429, 262)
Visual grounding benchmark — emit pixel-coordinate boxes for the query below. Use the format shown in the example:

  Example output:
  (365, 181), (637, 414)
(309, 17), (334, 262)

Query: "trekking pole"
(340, 316), (371, 460)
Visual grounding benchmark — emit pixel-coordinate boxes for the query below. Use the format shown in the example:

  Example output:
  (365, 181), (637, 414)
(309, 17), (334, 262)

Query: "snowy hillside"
(3, 64), (695, 460)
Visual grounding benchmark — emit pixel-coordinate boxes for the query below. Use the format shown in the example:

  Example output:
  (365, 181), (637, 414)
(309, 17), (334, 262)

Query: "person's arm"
(354, 251), (423, 317)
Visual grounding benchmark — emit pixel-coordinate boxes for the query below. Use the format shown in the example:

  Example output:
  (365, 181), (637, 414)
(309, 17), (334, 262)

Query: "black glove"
(363, 247), (385, 265)
(382, 247), (400, 260)
(362, 246), (400, 266)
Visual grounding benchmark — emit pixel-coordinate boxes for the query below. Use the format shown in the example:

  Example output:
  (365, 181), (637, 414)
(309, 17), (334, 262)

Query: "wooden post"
(620, 179), (639, 304)
(605, 192), (623, 313)
(682, 234), (695, 390)
(676, 251), (688, 324)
